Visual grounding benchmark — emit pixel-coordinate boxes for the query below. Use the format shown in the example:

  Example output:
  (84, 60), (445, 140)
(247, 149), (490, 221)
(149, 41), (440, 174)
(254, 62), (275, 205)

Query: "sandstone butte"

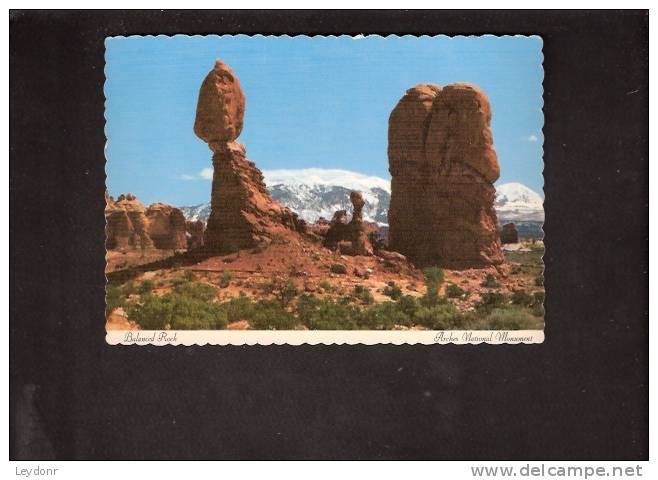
(105, 193), (188, 251)
(193, 59), (305, 252)
(388, 83), (504, 269)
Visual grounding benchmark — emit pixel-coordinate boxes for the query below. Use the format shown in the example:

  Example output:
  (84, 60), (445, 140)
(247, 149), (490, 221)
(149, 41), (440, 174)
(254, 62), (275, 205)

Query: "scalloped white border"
(106, 330), (544, 345)
(104, 34), (545, 346)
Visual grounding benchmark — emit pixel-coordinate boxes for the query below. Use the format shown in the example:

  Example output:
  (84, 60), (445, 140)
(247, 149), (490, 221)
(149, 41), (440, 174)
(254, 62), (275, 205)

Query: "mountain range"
(179, 168), (544, 230)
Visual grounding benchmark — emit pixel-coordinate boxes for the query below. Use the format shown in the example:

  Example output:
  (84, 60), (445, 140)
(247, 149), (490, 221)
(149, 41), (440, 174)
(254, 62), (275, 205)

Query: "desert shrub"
(532, 304), (545, 318)
(478, 306), (543, 330)
(533, 291), (545, 305)
(318, 280), (333, 292)
(173, 281), (217, 302)
(122, 281), (137, 296)
(105, 284), (125, 316)
(422, 267), (445, 306)
(352, 284), (375, 305)
(511, 289), (534, 307)
(534, 275), (544, 286)
(296, 296), (360, 330)
(445, 283), (467, 299)
(183, 270), (197, 282)
(330, 263), (348, 274)
(477, 292), (507, 312)
(396, 295), (420, 319)
(260, 276), (299, 306)
(249, 300), (296, 330)
(481, 273), (500, 288)
(138, 279), (155, 295)
(127, 293), (227, 330)
(276, 280), (299, 306)
(414, 303), (465, 330)
(383, 282), (403, 300)
(171, 276), (188, 287)
(359, 302), (408, 329)
(219, 271), (232, 288)
(223, 296), (256, 323)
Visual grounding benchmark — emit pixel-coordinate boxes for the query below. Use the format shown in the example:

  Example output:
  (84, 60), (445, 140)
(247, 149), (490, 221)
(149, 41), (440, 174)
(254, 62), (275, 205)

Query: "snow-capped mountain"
(494, 182), (544, 222)
(179, 169), (544, 226)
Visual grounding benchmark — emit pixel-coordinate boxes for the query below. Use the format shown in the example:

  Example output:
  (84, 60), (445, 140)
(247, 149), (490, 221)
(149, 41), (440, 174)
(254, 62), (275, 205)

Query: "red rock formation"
(186, 220), (205, 250)
(194, 59), (305, 252)
(114, 194), (154, 249)
(347, 191), (373, 255)
(145, 203), (188, 250)
(105, 193), (134, 250)
(204, 142), (305, 251)
(194, 59), (245, 150)
(323, 191), (373, 255)
(500, 223), (519, 244)
(388, 83), (503, 269)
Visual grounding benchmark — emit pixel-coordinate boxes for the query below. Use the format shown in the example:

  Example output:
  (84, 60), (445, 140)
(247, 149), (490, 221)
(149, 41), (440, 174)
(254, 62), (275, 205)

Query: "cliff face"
(388, 83), (503, 269)
(105, 194), (188, 251)
(194, 59), (305, 252)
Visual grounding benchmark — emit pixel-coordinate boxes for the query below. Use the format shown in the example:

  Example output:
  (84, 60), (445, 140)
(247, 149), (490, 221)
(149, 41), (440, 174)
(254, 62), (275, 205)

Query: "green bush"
(414, 303), (465, 330)
(249, 300), (296, 330)
(422, 267), (445, 306)
(383, 282), (403, 300)
(223, 296), (256, 323)
(396, 295), (420, 319)
(295, 295), (360, 330)
(173, 281), (217, 302)
(511, 290), (534, 307)
(126, 293), (227, 330)
(106, 284), (125, 316)
(183, 270), (197, 282)
(122, 281), (137, 296)
(330, 263), (348, 274)
(477, 292), (507, 312)
(138, 279), (155, 295)
(445, 283), (466, 299)
(478, 306), (543, 330)
(318, 280), (333, 292)
(481, 273), (499, 288)
(534, 275), (544, 286)
(353, 284), (375, 305)
(359, 301), (408, 329)
(219, 271), (232, 288)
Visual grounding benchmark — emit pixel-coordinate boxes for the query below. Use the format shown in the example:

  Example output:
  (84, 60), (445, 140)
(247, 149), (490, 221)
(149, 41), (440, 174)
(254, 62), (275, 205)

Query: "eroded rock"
(388, 82), (503, 269)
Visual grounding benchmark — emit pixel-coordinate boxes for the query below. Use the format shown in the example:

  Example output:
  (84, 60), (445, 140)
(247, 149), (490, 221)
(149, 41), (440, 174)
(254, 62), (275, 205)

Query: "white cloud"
(527, 134), (539, 142)
(178, 168), (214, 181)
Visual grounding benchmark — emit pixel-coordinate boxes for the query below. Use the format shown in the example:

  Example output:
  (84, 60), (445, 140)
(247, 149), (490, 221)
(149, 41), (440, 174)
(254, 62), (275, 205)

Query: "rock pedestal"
(204, 142), (305, 251)
(388, 83), (503, 269)
(323, 191), (373, 256)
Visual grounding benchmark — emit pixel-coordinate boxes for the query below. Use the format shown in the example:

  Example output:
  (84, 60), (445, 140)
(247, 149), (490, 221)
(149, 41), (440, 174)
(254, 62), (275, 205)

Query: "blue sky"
(105, 35), (544, 206)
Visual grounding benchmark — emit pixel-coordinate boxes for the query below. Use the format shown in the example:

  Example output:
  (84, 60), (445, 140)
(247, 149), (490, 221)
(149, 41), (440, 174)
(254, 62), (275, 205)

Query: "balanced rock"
(145, 203), (188, 250)
(194, 59), (246, 150)
(194, 59), (305, 252)
(388, 83), (503, 269)
(500, 223), (519, 244)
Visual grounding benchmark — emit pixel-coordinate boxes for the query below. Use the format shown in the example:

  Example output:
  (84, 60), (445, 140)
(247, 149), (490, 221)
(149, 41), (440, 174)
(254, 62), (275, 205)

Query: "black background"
(10, 10), (648, 460)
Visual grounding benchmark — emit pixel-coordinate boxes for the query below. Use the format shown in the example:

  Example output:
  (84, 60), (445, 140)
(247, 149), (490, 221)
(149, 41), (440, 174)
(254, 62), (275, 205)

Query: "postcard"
(104, 35), (544, 345)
